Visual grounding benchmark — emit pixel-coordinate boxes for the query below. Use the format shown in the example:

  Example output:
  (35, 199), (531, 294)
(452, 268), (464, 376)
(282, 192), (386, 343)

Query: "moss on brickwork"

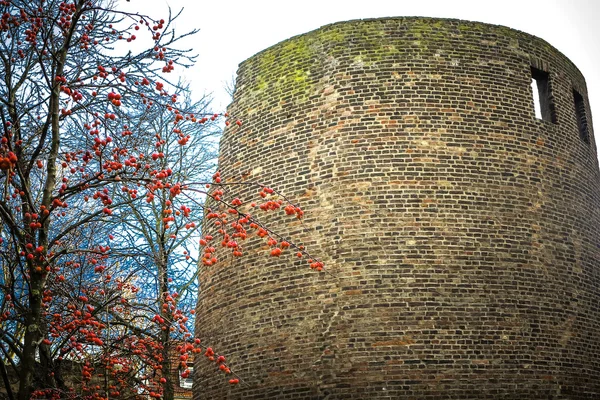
(251, 36), (314, 100)
(196, 17), (600, 400)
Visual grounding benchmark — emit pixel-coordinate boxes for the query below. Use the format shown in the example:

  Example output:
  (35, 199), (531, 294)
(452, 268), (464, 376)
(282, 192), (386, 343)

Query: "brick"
(195, 17), (600, 400)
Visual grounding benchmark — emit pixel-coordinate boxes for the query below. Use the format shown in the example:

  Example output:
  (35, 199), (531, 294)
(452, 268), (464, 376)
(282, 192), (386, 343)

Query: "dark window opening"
(531, 67), (557, 123)
(573, 89), (589, 144)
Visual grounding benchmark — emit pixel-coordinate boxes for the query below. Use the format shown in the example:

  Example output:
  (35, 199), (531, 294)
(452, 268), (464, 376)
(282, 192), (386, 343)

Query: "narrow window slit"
(531, 79), (542, 119)
(573, 89), (589, 144)
(531, 67), (557, 123)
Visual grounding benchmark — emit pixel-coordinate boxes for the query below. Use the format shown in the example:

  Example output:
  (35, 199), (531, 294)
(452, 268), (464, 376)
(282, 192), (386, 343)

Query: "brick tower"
(195, 17), (600, 399)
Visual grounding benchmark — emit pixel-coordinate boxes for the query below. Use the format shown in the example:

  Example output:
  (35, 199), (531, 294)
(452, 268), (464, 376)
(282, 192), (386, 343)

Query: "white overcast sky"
(125, 0), (600, 151)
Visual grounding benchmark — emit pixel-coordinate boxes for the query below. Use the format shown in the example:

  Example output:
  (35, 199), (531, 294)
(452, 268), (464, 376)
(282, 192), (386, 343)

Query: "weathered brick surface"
(194, 17), (600, 399)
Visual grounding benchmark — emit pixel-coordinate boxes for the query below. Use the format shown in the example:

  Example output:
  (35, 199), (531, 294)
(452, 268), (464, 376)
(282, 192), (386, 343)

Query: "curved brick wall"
(195, 17), (600, 399)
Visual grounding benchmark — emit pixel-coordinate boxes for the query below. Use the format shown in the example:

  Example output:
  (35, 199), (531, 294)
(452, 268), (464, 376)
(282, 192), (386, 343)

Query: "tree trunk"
(161, 339), (175, 400)
(158, 238), (175, 400)
(17, 275), (43, 400)
(0, 357), (15, 400)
